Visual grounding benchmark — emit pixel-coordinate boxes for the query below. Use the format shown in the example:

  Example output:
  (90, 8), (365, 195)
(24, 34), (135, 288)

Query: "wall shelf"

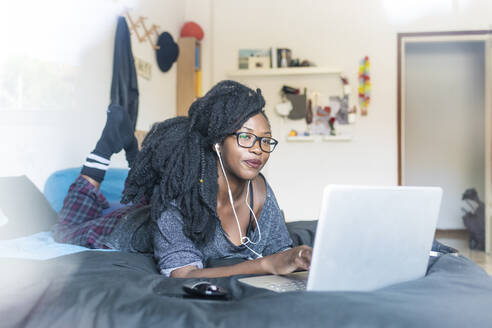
(286, 135), (314, 142)
(322, 135), (352, 142)
(227, 66), (342, 77)
(286, 134), (352, 142)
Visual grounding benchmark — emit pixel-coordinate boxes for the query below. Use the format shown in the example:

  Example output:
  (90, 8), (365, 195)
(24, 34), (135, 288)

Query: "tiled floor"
(435, 230), (492, 276)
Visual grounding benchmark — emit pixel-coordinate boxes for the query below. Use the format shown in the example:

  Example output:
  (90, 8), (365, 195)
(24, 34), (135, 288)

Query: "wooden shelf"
(286, 134), (352, 142)
(227, 67), (342, 77)
(322, 135), (352, 142)
(286, 136), (314, 142)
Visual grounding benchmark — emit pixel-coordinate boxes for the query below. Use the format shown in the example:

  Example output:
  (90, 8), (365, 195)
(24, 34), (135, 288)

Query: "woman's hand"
(170, 246), (313, 279)
(261, 245), (312, 275)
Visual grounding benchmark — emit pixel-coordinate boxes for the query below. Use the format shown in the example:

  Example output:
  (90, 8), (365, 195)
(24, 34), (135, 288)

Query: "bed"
(1, 174), (492, 327)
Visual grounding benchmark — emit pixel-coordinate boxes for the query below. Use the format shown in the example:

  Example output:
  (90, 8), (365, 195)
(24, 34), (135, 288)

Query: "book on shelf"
(270, 47), (277, 68)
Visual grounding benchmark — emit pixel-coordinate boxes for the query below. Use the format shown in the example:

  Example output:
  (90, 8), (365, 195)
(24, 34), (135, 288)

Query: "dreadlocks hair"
(121, 80), (266, 245)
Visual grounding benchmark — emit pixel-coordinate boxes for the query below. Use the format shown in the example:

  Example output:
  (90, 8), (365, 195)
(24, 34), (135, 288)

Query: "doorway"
(397, 31), (492, 253)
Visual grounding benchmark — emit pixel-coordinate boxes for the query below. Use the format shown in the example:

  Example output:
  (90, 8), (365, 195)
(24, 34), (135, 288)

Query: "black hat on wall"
(155, 32), (179, 72)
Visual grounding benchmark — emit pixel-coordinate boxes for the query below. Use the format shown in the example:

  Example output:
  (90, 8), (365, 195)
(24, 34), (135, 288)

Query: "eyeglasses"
(231, 132), (278, 153)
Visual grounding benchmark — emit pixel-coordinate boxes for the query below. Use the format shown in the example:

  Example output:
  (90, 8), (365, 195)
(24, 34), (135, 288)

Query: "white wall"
(211, 0), (492, 221)
(0, 0), (186, 190)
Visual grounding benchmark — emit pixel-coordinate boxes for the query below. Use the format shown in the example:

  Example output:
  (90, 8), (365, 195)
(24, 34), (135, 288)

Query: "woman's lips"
(244, 159), (262, 169)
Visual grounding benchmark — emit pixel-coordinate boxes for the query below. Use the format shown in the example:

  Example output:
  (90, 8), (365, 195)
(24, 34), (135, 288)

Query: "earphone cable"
(215, 145), (262, 258)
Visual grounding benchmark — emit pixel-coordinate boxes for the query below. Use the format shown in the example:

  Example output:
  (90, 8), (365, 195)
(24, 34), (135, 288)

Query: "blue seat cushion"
(43, 168), (129, 213)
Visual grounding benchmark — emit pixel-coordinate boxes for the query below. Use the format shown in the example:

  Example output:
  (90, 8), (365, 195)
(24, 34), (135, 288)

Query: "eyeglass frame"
(230, 132), (279, 153)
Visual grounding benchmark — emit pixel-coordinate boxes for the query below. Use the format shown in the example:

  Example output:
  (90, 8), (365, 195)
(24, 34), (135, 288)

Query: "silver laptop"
(239, 185), (443, 292)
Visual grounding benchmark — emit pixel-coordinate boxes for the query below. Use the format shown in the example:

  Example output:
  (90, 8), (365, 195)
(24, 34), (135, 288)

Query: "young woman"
(53, 80), (312, 278)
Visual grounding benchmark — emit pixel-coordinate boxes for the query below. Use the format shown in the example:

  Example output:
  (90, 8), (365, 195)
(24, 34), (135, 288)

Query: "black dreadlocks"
(121, 80), (266, 244)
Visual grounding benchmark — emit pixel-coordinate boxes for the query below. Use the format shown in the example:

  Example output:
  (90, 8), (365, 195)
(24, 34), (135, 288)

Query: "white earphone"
(214, 142), (262, 258)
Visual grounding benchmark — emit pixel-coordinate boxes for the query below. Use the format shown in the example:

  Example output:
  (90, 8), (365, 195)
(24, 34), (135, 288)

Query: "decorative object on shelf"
(275, 100), (293, 117)
(288, 129), (298, 136)
(328, 75), (351, 124)
(312, 103), (332, 135)
(238, 49), (270, 70)
(180, 21), (204, 41)
(286, 93), (307, 120)
(358, 56), (370, 116)
(277, 85), (307, 120)
(126, 11), (160, 50)
(155, 32), (179, 72)
(289, 58), (315, 67)
(277, 48), (292, 67)
(306, 99), (313, 124)
(281, 85), (300, 94)
(328, 117), (336, 136)
(334, 95), (350, 124)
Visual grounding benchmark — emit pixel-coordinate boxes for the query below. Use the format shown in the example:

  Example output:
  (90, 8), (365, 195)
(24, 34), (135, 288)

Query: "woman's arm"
(170, 245), (312, 278)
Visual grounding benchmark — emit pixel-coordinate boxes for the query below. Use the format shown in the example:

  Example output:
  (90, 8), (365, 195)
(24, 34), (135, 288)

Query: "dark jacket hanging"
(110, 16), (139, 130)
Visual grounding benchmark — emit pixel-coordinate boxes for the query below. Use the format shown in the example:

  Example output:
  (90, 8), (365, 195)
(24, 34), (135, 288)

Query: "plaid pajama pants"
(52, 175), (143, 249)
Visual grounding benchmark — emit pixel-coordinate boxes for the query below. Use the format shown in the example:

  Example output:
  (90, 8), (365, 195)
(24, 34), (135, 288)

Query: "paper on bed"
(0, 231), (116, 260)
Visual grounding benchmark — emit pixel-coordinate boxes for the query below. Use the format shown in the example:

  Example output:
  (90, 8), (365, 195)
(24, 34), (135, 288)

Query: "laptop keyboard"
(264, 279), (307, 292)
(238, 271), (309, 292)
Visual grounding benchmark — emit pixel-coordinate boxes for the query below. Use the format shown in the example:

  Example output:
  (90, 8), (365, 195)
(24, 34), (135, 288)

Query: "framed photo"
(238, 49), (270, 69)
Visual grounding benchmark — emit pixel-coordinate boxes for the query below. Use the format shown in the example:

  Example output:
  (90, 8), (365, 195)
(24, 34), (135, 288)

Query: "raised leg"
(52, 103), (139, 248)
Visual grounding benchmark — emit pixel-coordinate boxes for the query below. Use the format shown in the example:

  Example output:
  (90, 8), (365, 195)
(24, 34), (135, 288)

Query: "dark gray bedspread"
(1, 250), (492, 328)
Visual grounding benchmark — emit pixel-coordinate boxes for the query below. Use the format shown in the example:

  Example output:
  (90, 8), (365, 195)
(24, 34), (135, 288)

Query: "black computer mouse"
(182, 281), (229, 299)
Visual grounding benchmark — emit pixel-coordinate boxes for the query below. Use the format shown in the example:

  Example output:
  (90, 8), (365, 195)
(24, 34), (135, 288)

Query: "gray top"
(152, 181), (293, 276)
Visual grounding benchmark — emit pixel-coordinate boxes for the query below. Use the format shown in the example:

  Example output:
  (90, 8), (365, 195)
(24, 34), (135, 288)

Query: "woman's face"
(220, 113), (272, 181)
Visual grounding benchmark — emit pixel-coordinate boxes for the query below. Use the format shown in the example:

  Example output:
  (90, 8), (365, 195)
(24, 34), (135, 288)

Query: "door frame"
(397, 30), (492, 253)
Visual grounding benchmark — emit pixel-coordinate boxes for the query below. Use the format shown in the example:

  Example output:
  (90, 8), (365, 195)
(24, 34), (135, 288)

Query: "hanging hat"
(155, 32), (179, 72)
(180, 21), (204, 41)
